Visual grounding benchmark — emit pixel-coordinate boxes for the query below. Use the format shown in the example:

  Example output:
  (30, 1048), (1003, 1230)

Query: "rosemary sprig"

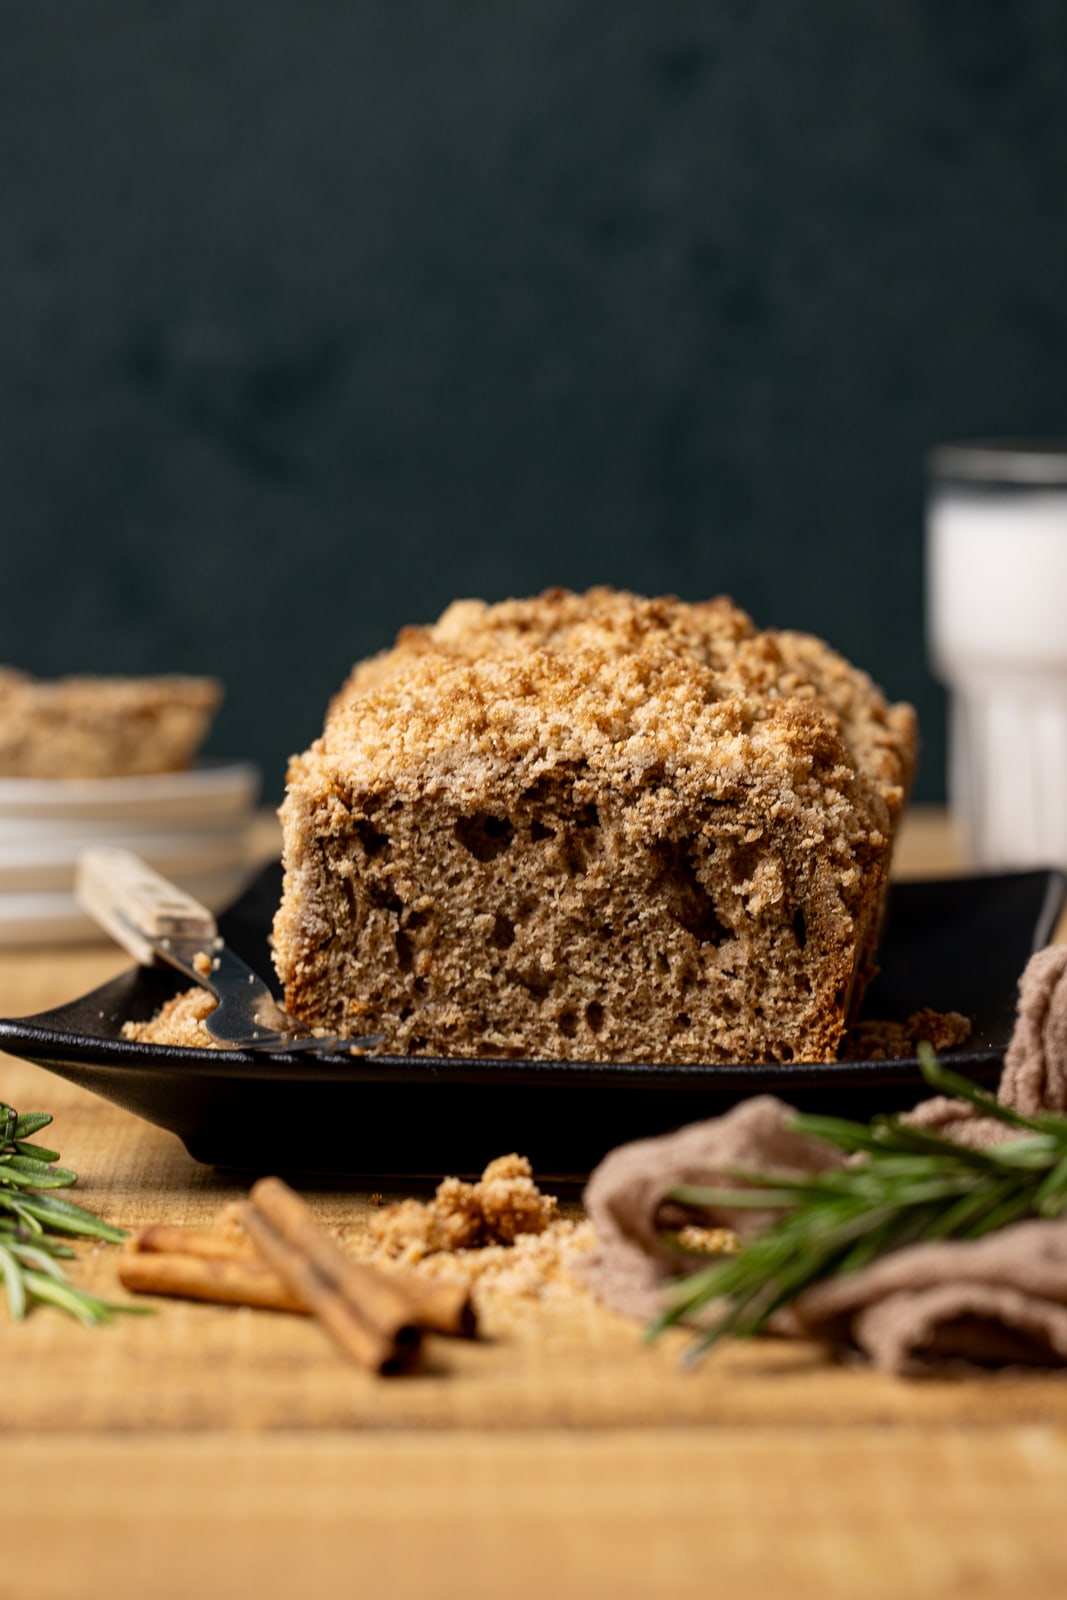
(0, 1100), (140, 1325)
(649, 1045), (1067, 1363)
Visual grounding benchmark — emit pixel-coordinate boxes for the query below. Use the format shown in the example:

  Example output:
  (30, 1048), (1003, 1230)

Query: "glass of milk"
(927, 440), (1067, 868)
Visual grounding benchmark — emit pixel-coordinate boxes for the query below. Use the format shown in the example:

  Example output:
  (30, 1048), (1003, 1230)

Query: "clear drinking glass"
(927, 440), (1067, 868)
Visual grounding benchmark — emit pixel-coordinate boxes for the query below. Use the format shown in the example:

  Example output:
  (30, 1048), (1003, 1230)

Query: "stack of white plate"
(0, 762), (262, 945)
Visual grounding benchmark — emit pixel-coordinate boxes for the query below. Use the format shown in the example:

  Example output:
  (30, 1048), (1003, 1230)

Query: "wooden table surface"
(4, 808), (1067, 1600)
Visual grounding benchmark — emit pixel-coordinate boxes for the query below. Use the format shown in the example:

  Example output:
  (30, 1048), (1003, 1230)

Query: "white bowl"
(0, 826), (255, 895)
(0, 865), (254, 947)
(0, 762), (261, 824)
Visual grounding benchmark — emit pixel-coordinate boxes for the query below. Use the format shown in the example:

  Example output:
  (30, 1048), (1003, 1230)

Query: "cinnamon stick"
(122, 1187), (478, 1357)
(132, 1220), (476, 1336)
(240, 1189), (423, 1374)
(131, 1225), (259, 1261)
(124, 1242), (475, 1337)
(249, 1176), (473, 1337)
(118, 1251), (305, 1312)
(399, 1274), (477, 1339)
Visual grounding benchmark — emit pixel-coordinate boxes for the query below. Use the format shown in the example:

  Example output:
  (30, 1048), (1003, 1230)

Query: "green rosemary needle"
(648, 1045), (1067, 1363)
(0, 1100), (141, 1325)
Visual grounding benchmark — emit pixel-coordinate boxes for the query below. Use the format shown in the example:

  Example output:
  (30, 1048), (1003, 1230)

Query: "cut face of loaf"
(274, 617), (912, 1066)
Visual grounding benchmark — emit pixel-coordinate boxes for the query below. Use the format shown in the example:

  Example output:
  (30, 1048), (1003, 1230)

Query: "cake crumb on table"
(329, 1155), (595, 1308)
(673, 1225), (739, 1256)
(367, 1152), (558, 1255)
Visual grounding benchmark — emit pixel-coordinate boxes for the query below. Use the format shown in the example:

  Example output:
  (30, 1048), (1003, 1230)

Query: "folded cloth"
(907, 945), (1067, 1146)
(1001, 945), (1067, 1114)
(577, 1096), (842, 1323)
(790, 1220), (1067, 1375)
(577, 944), (1067, 1371)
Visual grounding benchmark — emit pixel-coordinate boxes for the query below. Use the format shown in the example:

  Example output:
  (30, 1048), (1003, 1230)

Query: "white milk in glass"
(927, 443), (1067, 867)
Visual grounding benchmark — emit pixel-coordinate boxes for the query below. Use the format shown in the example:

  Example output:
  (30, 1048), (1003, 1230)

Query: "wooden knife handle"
(75, 846), (217, 967)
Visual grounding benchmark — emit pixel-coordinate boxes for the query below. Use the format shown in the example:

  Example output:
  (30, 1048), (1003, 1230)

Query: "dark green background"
(4, 3), (1066, 800)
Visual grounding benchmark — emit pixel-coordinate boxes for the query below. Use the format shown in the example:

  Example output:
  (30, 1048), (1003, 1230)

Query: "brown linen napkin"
(577, 945), (1067, 1369)
(578, 1096), (843, 1323)
(906, 944), (1067, 1145)
(791, 1220), (1067, 1375)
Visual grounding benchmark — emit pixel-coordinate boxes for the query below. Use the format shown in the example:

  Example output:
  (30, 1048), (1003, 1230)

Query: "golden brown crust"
(0, 669), (222, 779)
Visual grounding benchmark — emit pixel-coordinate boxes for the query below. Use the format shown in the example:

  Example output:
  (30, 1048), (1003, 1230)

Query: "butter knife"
(75, 847), (374, 1054)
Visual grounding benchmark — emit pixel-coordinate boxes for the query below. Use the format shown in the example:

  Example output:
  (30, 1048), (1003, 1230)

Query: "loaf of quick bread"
(272, 589), (916, 1064)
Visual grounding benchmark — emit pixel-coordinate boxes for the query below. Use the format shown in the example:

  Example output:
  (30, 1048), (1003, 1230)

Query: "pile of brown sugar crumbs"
(122, 984), (220, 1048)
(350, 1154), (595, 1306)
(121, 951), (222, 1049)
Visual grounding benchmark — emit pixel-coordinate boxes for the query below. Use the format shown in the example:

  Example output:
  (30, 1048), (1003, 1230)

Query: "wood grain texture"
(3, 1430), (1067, 1600)
(2, 809), (1066, 1598)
